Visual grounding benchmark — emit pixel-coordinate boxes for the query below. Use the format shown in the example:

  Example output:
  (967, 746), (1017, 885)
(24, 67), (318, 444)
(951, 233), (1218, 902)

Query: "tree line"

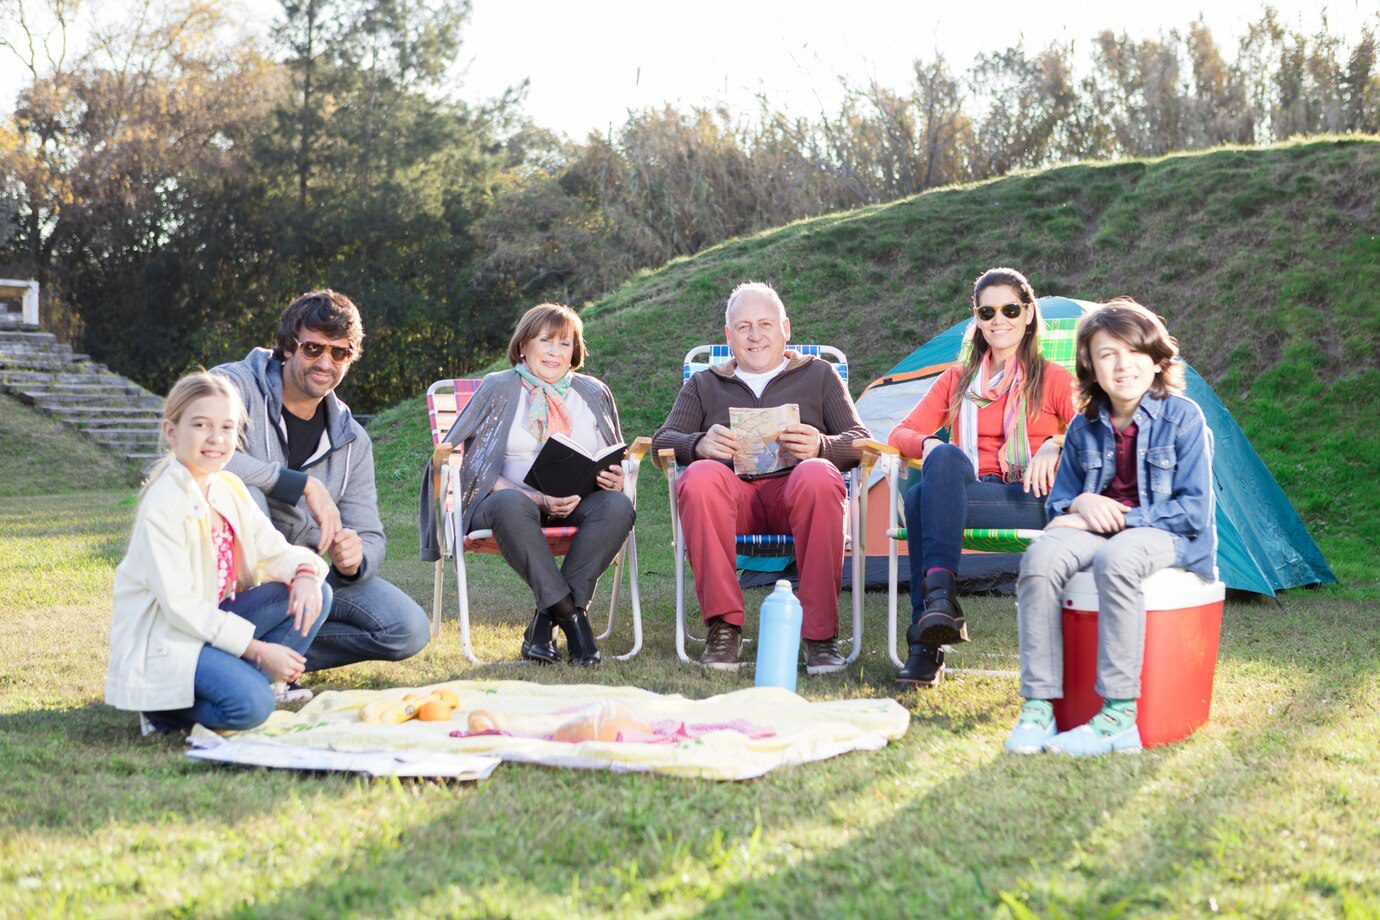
(2, 0), (1377, 410)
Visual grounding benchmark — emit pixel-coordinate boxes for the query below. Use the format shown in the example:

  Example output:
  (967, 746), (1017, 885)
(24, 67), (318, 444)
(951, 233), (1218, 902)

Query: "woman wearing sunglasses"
(886, 267), (1077, 689)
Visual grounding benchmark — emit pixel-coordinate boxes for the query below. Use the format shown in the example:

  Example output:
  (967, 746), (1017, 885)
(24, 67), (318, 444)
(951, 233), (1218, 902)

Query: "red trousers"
(676, 458), (846, 640)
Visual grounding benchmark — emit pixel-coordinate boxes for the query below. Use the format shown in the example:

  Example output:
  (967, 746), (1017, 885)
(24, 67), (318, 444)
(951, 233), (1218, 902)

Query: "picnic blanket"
(188, 679), (911, 781)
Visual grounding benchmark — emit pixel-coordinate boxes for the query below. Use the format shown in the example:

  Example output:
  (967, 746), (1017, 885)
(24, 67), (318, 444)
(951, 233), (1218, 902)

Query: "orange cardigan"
(888, 362), (1077, 478)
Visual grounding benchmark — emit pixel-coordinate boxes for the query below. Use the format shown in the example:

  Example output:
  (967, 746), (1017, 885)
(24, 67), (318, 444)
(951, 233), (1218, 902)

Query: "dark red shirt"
(1102, 421), (1140, 508)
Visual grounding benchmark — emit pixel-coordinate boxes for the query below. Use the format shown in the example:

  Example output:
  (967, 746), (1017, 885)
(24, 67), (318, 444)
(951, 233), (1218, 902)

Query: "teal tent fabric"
(854, 296), (1334, 595)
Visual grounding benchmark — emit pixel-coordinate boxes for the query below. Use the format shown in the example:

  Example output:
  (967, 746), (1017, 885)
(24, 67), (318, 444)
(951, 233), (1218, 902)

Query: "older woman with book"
(418, 303), (634, 665)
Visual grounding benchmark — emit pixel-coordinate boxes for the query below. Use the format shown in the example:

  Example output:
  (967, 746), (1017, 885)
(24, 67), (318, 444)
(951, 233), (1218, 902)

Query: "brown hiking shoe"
(804, 637), (846, 676)
(700, 617), (742, 671)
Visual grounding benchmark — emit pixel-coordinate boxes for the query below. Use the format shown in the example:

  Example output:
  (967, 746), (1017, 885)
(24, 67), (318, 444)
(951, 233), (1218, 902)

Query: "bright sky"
(1, 0), (1376, 137)
(452, 0), (1378, 138)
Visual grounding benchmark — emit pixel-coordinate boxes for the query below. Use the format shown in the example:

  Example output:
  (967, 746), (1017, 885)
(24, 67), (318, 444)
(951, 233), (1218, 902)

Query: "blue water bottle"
(755, 580), (804, 692)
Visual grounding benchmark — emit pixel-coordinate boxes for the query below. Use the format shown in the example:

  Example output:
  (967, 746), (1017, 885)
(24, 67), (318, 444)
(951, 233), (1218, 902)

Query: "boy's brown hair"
(1074, 297), (1185, 420)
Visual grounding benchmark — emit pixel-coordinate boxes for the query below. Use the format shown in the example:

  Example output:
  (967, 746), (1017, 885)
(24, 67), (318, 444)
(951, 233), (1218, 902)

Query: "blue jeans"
(903, 443), (1046, 623)
(303, 573), (429, 672)
(145, 581), (332, 732)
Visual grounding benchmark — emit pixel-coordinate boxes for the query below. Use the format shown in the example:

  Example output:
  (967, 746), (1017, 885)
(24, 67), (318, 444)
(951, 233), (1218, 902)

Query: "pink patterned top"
(212, 519), (237, 603)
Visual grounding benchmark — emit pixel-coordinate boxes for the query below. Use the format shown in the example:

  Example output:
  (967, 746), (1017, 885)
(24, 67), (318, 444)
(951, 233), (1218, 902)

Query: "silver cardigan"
(418, 368), (624, 562)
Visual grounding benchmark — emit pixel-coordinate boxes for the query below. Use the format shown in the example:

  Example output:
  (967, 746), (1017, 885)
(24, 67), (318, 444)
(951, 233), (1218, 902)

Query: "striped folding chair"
(426, 378), (650, 663)
(856, 317), (1080, 673)
(657, 345), (865, 666)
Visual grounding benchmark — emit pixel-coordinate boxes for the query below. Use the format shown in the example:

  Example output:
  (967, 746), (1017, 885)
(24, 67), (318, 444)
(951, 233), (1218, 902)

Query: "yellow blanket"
(201, 680), (910, 781)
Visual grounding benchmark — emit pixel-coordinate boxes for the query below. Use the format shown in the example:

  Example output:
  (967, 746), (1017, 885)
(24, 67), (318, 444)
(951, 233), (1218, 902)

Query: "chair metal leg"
(885, 457), (904, 668)
(598, 545), (625, 641)
(845, 468), (864, 665)
(453, 535), (478, 664)
(614, 532), (644, 660)
(431, 559), (444, 637)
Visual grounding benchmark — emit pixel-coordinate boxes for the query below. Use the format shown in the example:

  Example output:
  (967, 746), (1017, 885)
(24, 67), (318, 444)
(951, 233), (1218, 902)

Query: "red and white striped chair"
(426, 378), (650, 662)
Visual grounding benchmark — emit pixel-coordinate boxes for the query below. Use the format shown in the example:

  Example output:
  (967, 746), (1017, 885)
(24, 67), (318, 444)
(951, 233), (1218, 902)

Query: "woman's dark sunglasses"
(293, 336), (355, 364)
(974, 302), (1026, 322)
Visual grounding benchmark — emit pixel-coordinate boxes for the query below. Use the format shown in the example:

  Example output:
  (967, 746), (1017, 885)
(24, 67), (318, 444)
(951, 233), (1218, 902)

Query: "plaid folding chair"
(427, 378), (650, 663)
(856, 317), (1080, 672)
(656, 345), (865, 666)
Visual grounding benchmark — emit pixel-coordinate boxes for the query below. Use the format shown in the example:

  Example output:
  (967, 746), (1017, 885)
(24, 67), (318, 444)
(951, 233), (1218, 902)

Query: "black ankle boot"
(915, 569), (968, 645)
(895, 624), (945, 689)
(551, 608), (601, 666)
(520, 609), (560, 663)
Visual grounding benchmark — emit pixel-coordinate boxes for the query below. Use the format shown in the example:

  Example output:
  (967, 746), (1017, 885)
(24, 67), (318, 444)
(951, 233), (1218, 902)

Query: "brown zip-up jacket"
(652, 350), (868, 473)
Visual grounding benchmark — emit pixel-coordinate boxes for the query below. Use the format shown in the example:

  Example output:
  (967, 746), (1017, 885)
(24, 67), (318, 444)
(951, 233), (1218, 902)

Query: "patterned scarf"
(515, 363), (573, 442)
(955, 350), (1031, 482)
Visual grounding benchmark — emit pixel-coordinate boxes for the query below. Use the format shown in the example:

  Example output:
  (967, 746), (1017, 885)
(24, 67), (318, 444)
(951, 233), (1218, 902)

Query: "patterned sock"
(1089, 698), (1137, 734)
(1018, 698), (1054, 728)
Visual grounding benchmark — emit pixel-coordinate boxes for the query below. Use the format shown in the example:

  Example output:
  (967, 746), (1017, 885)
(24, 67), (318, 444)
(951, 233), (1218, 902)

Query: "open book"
(730, 404), (800, 477)
(523, 433), (627, 498)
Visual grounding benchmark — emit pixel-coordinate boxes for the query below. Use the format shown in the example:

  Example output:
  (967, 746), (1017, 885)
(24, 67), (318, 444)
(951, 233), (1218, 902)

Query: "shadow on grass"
(0, 702), (359, 834)
(684, 660), (1379, 916)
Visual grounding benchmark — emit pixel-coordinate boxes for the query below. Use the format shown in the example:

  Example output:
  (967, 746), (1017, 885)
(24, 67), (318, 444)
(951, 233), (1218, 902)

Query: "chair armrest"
(626, 436), (652, 463)
(852, 437), (925, 472)
(654, 448), (678, 473)
(431, 443), (453, 506)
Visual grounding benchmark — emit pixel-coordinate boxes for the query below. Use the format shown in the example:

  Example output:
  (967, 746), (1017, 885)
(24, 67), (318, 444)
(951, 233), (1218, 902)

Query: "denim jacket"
(1047, 392), (1218, 581)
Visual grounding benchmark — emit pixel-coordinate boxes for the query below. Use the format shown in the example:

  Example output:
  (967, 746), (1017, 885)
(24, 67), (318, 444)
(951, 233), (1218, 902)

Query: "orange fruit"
(435, 689), (460, 707)
(416, 700), (454, 722)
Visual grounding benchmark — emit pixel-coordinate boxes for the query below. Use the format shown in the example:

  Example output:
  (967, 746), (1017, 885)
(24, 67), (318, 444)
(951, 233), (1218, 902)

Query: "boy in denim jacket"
(1007, 298), (1217, 756)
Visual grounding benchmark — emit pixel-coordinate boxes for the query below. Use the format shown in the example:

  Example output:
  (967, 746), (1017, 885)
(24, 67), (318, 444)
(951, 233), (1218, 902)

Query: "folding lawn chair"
(426, 378), (651, 662)
(656, 345), (865, 666)
(856, 317), (1081, 672)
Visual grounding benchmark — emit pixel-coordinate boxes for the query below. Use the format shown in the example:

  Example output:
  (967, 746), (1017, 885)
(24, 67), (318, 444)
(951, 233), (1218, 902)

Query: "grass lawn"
(2, 433), (1377, 916)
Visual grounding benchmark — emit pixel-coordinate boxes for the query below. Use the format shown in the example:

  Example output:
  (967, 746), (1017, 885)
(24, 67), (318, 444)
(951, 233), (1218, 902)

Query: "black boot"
(895, 624), (946, 689)
(915, 569), (967, 646)
(551, 608), (601, 666)
(521, 609), (560, 663)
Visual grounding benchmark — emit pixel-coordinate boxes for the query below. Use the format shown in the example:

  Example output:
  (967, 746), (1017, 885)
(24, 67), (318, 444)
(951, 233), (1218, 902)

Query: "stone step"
(0, 356), (102, 373)
(60, 415), (164, 430)
(90, 432), (163, 450)
(0, 341), (73, 356)
(0, 372), (129, 391)
(20, 390), (163, 409)
(21, 381), (147, 396)
(84, 425), (162, 438)
(125, 452), (163, 467)
(0, 330), (57, 345)
(41, 404), (164, 419)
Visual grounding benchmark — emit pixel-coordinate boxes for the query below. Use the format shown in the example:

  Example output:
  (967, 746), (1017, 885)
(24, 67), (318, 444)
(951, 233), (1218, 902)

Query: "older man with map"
(652, 282), (869, 674)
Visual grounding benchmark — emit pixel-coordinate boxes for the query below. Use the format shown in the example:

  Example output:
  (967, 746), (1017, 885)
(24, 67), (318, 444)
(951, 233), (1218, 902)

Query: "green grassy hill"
(370, 136), (1380, 595)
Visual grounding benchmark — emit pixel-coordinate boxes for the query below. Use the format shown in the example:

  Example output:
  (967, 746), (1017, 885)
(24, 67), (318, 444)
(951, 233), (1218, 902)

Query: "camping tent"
(845, 295), (1335, 596)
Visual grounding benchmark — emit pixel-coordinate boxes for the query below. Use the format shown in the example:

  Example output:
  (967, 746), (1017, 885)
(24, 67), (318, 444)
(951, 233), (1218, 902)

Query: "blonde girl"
(106, 372), (331, 734)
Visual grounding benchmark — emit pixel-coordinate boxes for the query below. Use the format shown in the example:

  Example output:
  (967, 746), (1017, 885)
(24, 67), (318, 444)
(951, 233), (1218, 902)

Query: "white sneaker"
(139, 713), (158, 737)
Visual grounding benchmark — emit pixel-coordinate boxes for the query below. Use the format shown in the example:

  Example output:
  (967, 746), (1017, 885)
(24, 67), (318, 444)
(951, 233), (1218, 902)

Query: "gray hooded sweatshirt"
(214, 348), (385, 582)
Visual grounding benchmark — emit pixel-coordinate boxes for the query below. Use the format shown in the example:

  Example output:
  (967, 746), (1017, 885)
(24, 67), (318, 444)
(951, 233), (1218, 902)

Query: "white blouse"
(500, 388), (607, 491)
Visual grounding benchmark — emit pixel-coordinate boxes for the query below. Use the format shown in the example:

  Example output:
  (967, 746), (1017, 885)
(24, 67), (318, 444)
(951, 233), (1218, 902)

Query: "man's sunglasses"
(293, 336), (355, 364)
(974, 302), (1026, 322)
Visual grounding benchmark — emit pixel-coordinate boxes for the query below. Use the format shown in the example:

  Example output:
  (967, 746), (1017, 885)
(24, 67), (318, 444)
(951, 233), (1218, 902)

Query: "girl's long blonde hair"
(141, 371), (245, 493)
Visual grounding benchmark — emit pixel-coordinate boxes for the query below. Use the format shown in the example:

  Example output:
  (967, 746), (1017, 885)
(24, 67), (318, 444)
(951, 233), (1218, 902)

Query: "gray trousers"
(1016, 526), (1177, 700)
(467, 488), (636, 612)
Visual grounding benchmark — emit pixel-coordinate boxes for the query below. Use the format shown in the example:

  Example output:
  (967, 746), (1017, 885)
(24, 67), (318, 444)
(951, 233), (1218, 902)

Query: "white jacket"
(105, 460), (329, 712)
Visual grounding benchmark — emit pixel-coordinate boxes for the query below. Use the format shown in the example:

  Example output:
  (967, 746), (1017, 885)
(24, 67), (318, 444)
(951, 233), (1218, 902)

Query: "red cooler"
(1053, 568), (1225, 747)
